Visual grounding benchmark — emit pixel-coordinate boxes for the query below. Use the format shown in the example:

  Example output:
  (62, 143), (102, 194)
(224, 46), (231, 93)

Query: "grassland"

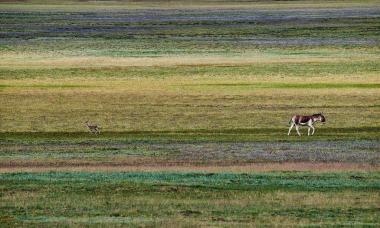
(1, 172), (380, 226)
(1, 0), (380, 226)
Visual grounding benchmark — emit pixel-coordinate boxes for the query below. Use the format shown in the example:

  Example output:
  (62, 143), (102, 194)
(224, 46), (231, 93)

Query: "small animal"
(288, 113), (326, 136)
(85, 121), (101, 134)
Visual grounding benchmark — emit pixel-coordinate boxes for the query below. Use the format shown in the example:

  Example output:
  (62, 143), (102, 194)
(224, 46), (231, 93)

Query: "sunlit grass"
(1, 78), (379, 132)
(0, 1), (380, 226)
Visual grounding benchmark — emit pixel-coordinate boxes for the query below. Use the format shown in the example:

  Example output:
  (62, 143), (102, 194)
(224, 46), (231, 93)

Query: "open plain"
(1, 0), (380, 226)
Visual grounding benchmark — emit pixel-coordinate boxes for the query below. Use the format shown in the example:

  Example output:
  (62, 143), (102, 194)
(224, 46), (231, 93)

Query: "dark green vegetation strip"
(1, 171), (379, 191)
(2, 127), (380, 143)
(1, 171), (379, 226)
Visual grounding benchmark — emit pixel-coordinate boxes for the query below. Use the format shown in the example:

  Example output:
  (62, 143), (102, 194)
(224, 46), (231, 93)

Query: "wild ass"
(288, 113), (326, 136)
(85, 121), (101, 134)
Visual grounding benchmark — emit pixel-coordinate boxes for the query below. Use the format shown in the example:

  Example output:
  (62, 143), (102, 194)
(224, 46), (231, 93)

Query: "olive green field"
(0, 0), (379, 226)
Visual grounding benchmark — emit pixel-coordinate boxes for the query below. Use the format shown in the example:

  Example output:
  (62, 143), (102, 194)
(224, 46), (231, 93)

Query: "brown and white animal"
(288, 113), (326, 136)
(85, 121), (101, 134)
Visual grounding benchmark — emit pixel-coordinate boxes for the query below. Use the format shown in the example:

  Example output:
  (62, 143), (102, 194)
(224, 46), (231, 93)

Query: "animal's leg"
(288, 123), (294, 135)
(311, 125), (315, 135)
(295, 125), (301, 136)
(308, 127), (311, 136)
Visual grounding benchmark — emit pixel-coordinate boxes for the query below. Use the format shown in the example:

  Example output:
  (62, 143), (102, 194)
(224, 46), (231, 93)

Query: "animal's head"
(313, 113), (326, 123)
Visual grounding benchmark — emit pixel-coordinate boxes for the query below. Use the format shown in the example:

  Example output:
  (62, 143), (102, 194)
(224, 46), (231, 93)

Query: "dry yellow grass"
(1, 162), (379, 173)
(1, 78), (379, 132)
(1, 54), (379, 69)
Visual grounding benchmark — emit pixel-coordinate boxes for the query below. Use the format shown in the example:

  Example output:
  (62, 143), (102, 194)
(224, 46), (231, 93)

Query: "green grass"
(1, 59), (379, 79)
(2, 86), (379, 132)
(1, 1), (380, 226)
(1, 1), (380, 57)
(2, 128), (380, 143)
(2, 171), (380, 191)
(1, 171), (379, 226)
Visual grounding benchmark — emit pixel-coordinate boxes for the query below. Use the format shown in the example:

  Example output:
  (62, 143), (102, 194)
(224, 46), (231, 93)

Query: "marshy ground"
(0, 0), (379, 226)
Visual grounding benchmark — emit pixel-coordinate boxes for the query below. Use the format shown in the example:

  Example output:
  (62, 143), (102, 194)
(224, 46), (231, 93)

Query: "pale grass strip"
(1, 56), (377, 69)
(1, 162), (379, 173)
